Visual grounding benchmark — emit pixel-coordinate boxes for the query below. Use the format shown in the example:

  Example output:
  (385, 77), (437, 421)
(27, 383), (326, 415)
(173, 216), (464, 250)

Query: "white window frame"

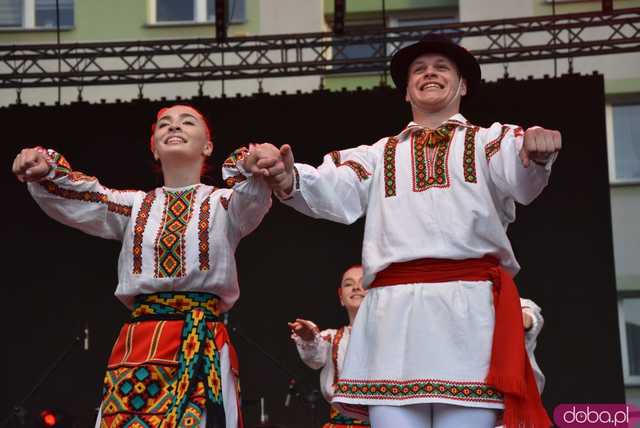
(618, 297), (640, 386)
(150, 0), (245, 25)
(1, 0), (74, 29)
(606, 100), (640, 186)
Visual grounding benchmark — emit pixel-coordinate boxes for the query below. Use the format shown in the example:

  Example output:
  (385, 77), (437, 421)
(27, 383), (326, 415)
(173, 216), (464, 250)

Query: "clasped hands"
(244, 143), (296, 196)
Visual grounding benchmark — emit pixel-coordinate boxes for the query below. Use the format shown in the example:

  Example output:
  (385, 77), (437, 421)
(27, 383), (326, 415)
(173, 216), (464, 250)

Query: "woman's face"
(151, 105), (213, 164)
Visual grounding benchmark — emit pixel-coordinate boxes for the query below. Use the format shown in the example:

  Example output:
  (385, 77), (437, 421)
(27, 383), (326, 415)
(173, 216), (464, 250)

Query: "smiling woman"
(11, 104), (273, 428)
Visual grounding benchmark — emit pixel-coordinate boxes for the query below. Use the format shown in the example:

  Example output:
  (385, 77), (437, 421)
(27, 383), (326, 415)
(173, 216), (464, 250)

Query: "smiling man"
(249, 34), (559, 428)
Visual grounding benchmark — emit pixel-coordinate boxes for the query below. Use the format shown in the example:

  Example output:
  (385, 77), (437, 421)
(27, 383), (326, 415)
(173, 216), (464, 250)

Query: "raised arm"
(289, 319), (332, 370)
(485, 124), (561, 205)
(221, 146), (273, 237)
(13, 147), (138, 241)
(249, 143), (378, 225)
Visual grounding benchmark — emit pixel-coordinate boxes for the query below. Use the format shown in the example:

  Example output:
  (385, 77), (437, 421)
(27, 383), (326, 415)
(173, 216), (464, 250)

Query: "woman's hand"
(12, 148), (50, 182)
(288, 318), (318, 342)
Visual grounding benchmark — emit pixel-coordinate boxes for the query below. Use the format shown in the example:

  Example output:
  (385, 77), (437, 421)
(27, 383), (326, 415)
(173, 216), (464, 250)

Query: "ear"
(405, 87), (411, 103)
(338, 288), (346, 307)
(151, 140), (160, 161)
(460, 78), (468, 97)
(203, 140), (213, 157)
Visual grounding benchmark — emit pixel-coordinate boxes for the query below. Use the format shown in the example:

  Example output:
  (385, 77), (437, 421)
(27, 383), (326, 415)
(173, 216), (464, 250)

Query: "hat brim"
(390, 39), (481, 98)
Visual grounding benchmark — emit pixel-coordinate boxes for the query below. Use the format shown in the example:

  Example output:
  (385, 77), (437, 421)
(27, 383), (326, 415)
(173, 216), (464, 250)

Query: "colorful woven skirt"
(322, 406), (370, 428)
(98, 292), (241, 428)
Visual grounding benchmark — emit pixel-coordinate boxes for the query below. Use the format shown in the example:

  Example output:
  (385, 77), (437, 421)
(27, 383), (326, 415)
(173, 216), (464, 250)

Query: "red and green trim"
(334, 378), (503, 403)
(383, 137), (398, 198)
(463, 127), (479, 183)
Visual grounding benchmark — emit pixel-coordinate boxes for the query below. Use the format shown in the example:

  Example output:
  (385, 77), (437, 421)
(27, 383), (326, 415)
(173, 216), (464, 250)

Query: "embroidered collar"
(398, 113), (471, 139)
(162, 183), (200, 193)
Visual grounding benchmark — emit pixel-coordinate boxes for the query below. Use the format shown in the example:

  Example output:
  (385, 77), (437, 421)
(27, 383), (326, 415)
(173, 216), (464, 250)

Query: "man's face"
(404, 53), (467, 113)
(339, 266), (366, 313)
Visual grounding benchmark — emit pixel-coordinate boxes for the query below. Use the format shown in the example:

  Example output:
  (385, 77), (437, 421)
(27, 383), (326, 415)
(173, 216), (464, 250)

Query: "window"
(0, 0), (74, 28)
(611, 103), (640, 182)
(0, 0), (22, 27)
(156, 0), (245, 24)
(618, 297), (640, 385)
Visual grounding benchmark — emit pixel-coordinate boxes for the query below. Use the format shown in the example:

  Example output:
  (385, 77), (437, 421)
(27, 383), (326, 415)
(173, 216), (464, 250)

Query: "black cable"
(55, 0), (61, 103)
(552, 0), (558, 78)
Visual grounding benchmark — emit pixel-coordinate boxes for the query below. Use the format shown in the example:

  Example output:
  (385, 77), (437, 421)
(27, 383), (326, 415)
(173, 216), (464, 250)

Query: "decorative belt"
(131, 291), (225, 428)
(326, 406), (370, 427)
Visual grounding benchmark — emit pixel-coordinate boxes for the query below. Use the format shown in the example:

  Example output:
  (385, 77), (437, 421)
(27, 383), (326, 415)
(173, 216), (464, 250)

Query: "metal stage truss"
(1, 7), (639, 89)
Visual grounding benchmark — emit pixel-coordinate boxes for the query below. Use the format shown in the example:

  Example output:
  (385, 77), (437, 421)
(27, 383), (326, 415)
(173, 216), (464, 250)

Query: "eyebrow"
(411, 58), (451, 68)
(157, 112), (199, 122)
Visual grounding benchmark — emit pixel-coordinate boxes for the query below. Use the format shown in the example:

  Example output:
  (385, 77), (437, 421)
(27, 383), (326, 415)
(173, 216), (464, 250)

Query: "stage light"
(40, 410), (57, 427)
(334, 0), (345, 35)
(39, 409), (71, 428)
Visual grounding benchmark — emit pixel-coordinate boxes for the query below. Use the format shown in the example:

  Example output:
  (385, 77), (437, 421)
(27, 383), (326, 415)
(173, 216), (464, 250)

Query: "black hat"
(390, 33), (481, 98)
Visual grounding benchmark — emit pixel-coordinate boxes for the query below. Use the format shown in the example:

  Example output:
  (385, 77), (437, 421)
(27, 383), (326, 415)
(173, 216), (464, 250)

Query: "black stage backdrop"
(1, 74), (623, 427)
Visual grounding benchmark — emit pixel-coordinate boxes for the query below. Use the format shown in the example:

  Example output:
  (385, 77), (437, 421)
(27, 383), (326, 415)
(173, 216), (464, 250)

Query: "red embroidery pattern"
(224, 174), (246, 188)
(411, 125), (456, 192)
(334, 378), (502, 403)
(220, 193), (232, 210)
(132, 190), (157, 274)
(485, 125), (511, 161)
(383, 137), (398, 198)
(222, 147), (249, 168)
(198, 190), (214, 271)
(330, 151), (341, 166)
(332, 327), (346, 386)
(155, 188), (198, 278)
(328, 151), (371, 182)
(40, 181), (132, 217)
(463, 127), (479, 183)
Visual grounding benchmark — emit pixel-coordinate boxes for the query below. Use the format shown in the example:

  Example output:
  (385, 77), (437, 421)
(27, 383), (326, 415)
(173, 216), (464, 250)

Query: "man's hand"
(522, 309), (533, 331)
(288, 318), (318, 342)
(245, 143), (295, 196)
(12, 148), (50, 182)
(259, 144), (295, 196)
(519, 127), (562, 168)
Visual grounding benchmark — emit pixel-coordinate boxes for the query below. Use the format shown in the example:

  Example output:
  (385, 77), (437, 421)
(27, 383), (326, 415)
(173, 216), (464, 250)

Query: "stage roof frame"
(1, 7), (639, 89)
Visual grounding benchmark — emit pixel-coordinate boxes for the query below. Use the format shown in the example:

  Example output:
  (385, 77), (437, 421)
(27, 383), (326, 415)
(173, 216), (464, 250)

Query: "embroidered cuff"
(292, 330), (322, 350)
(35, 147), (70, 181)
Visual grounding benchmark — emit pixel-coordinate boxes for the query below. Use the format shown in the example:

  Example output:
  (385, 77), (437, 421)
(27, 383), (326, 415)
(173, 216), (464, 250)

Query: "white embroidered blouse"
(27, 147), (272, 311)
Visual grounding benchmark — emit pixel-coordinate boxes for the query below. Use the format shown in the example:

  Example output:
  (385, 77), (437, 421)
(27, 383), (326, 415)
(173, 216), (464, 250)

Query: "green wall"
(0, 0), (259, 44)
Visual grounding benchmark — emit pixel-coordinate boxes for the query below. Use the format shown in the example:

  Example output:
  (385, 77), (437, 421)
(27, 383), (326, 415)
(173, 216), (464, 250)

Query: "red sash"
(371, 256), (551, 428)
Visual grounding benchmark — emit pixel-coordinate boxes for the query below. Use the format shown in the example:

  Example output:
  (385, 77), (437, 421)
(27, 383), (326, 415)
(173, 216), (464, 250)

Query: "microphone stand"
(0, 326), (89, 428)
(228, 319), (320, 426)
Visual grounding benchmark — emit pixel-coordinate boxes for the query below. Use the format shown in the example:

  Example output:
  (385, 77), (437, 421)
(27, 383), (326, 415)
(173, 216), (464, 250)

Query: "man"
(248, 34), (559, 427)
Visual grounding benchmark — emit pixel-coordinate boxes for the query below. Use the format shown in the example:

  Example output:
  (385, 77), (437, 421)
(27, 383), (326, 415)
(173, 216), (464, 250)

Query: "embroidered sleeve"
(279, 143), (378, 225)
(293, 328), (333, 370)
(483, 123), (554, 206)
(26, 148), (140, 241)
(221, 146), (272, 237)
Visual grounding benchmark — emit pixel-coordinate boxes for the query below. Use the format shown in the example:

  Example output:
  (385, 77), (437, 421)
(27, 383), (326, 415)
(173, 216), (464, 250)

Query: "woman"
(289, 265), (370, 428)
(12, 104), (272, 428)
